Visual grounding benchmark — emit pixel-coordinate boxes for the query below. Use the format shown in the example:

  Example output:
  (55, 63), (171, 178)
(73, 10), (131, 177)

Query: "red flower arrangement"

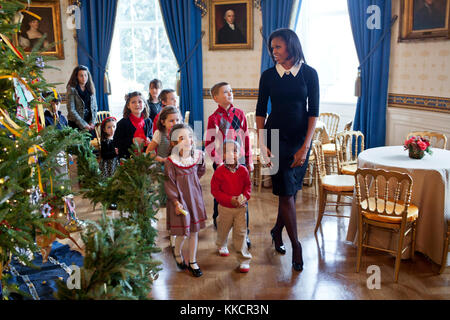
(404, 136), (432, 159)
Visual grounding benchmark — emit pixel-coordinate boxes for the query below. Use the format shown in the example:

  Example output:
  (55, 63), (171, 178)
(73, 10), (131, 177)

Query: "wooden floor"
(70, 163), (450, 300)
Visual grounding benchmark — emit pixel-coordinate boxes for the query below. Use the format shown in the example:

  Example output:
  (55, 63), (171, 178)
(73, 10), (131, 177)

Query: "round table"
(346, 145), (450, 265)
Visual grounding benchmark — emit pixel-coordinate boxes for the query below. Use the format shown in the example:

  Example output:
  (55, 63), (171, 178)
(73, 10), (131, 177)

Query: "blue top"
(255, 63), (319, 196)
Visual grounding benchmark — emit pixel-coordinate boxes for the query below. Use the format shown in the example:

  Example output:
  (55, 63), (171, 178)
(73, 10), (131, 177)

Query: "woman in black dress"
(256, 28), (319, 272)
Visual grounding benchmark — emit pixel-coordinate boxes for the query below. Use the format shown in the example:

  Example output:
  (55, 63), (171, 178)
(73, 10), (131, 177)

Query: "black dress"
(255, 64), (319, 196)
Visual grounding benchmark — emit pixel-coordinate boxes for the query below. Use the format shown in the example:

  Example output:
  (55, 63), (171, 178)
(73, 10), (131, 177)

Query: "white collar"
(276, 61), (303, 78)
(227, 23), (235, 30)
(169, 149), (202, 167)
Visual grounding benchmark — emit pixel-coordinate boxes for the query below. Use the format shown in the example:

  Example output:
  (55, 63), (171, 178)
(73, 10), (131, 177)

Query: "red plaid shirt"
(205, 104), (252, 168)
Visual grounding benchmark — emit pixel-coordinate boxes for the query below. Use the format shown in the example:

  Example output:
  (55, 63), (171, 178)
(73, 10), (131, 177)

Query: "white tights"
(174, 232), (199, 269)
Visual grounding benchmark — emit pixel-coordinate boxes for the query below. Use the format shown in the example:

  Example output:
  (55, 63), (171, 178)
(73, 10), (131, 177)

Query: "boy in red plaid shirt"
(205, 82), (253, 249)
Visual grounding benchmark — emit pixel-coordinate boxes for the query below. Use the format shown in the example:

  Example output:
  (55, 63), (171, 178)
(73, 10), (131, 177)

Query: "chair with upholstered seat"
(406, 131), (447, 150)
(245, 111), (256, 130)
(439, 218), (449, 274)
(304, 127), (324, 196)
(344, 120), (353, 132)
(354, 168), (418, 282)
(96, 111), (112, 125)
(184, 111), (190, 124)
(336, 130), (365, 176)
(248, 127), (271, 192)
(312, 140), (355, 234)
(319, 113), (340, 174)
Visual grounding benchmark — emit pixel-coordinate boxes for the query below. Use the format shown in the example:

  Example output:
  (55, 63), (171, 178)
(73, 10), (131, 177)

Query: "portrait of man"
(210, 0), (253, 50)
(217, 9), (246, 44)
(413, 0), (447, 30)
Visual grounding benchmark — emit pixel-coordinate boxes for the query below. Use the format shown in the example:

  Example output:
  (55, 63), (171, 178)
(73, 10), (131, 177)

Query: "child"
(211, 140), (252, 273)
(44, 92), (68, 129)
(147, 79), (162, 122)
(99, 116), (119, 178)
(205, 82), (253, 248)
(152, 89), (177, 134)
(146, 106), (181, 238)
(164, 123), (206, 277)
(44, 91), (70, 184)
(113, 91), (153, 159)
(145, 106), (181, 162)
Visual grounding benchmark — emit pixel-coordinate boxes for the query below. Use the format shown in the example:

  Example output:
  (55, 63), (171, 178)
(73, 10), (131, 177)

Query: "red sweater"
(205, 105), (252, 167)
(211, 164), (251, 208)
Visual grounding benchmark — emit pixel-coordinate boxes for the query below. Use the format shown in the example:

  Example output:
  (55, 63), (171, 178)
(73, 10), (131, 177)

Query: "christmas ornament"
(41, 203), (52, 218)
(36, 57), (45, 69)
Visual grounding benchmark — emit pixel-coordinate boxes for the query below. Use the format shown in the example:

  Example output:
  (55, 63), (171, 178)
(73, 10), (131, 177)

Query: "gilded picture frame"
(209, 0), (253, 50)
(13, 0), (65, 59)
(399, 0), (450, 41)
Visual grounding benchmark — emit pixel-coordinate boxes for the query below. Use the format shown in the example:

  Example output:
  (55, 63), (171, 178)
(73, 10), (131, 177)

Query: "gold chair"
(96, 111), (112, 124)
(439, 218), (449, 274)
(304, 127), (324, 196)
(319, 112), (340, 142)
(354, 168), (418, 282)
(336, 130), (365, 176)
(312, 140), (355, 234)
(319, 113), (340, 174)
(406, 131), (447, 150)
(344, 120), (353, 131)
(246, 111), (257, 130)
(248, 127), (271, 192)
(184, 111), (190, 124)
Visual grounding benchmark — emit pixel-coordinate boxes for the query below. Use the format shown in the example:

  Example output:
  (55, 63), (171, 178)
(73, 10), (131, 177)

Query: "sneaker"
(246, 236), (251, 250)
(218, 247), (229, 256)
(239, 263), (250, 273)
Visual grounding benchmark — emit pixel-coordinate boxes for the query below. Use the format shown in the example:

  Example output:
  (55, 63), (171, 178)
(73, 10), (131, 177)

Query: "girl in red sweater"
(210, 140), (252, 273)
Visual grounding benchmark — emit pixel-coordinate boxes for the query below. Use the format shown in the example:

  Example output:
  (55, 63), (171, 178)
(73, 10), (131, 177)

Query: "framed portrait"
(399, 0), (450, 41)
(209, 0), (253, 50)
(13, 0), (65, 59)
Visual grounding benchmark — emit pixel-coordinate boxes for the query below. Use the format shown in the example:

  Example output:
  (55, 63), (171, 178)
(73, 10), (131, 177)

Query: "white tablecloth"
(346, 145), (450, 265)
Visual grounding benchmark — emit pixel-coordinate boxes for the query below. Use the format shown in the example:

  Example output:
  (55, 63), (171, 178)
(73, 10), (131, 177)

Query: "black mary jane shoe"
(270, 229), (286, 254)
(174, 255), (187, 270)
(292, 242), (304, 272)
(188, 262), (203, 277)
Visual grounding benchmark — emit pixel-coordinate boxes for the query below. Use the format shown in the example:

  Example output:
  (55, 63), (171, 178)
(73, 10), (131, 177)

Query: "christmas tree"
(1, 1), (163, 299)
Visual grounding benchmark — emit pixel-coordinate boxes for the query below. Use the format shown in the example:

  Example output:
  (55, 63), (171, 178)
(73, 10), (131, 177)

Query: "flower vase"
(408, 145), (425, 159)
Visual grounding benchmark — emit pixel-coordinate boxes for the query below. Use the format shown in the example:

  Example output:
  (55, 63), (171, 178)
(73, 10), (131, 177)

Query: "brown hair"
(210, 82), (229, 98)
(122, 91), (149, 119)
(158, 89), (175, 105)
(149, 79), (162, 100)
(157, 106), (181, 132)
(66, 65), (96, 94)
(100, 117), (117, 141)
(168, 123), (195, 158)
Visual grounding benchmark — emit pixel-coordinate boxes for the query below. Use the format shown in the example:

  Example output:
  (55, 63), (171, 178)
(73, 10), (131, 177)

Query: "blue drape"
(260, 0), (300, 113)
(159, 0), (203, 129)
(348, 0), (392, 148)
(76, 0), (118, 112)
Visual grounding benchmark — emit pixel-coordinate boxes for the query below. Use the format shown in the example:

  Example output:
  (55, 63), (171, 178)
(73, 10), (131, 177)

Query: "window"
(108, 0), (178, 118)
(295, 0), (358, 129)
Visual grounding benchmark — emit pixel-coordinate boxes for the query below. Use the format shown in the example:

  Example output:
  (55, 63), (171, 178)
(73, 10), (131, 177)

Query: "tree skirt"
(5, 241), (83, 300)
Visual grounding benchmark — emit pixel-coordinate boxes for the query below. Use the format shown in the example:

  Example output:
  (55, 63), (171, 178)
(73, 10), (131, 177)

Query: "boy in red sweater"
(211, 140), (252, 273)
(205, 81), (253, 249)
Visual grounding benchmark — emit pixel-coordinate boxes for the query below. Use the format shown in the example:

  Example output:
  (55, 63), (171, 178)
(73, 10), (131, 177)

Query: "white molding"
(387, 107), (450, 148)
